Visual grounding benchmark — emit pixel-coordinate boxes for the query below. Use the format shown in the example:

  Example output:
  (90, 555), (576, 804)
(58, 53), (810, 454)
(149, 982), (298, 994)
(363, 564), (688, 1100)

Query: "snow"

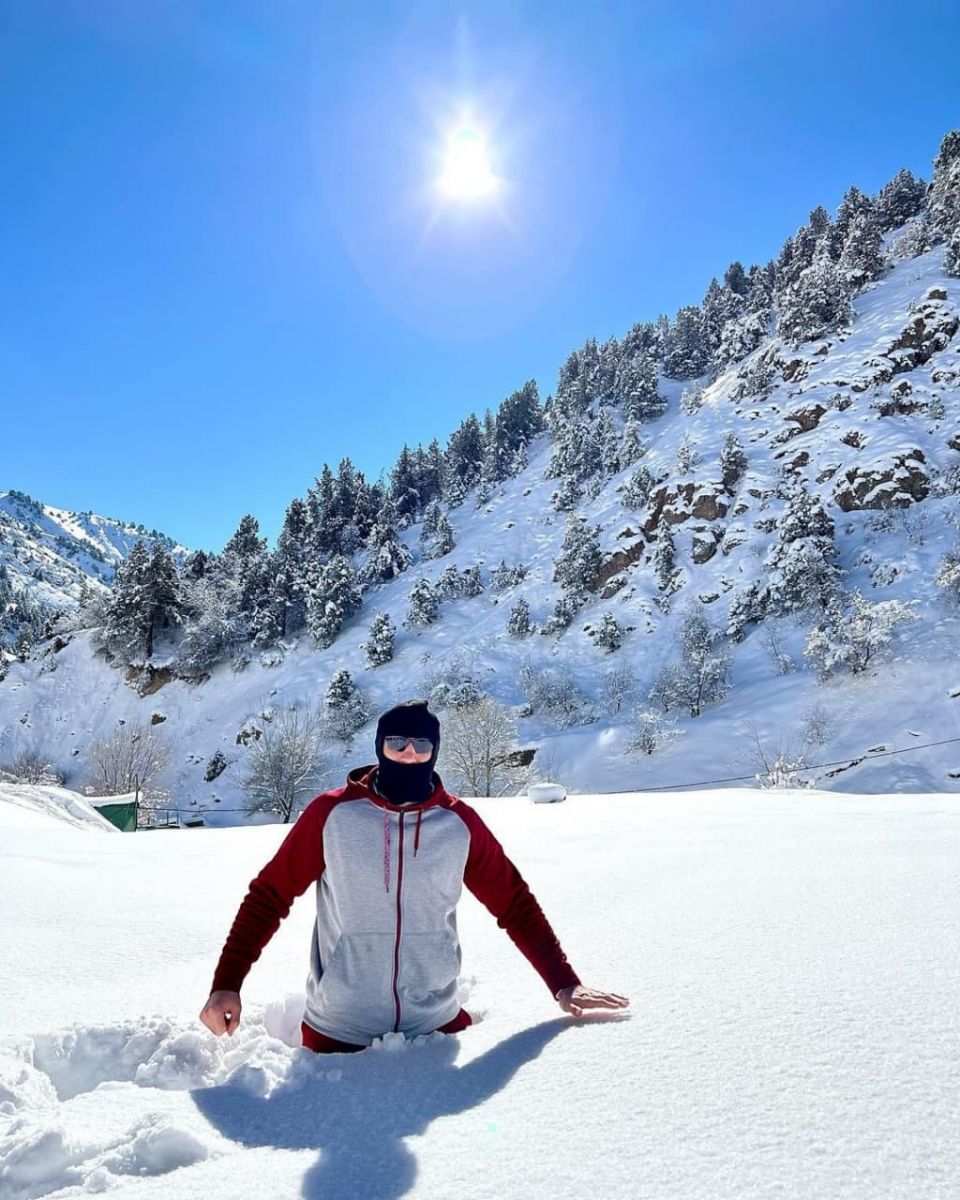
(0, 784), (119, 833)
(2, 789), (960, 1199)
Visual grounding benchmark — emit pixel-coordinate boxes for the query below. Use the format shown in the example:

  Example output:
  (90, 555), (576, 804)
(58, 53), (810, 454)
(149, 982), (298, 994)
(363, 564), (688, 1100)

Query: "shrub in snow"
(936, 546), (960, 604)
(424, 659), (485, 711)
(518, 663), (592, 729)
(589, 612), (625, 652)
(203, 750), (228, 782)
(1, 746), (64, 786)
(736, 720), (816, 790)
(597, 663), (639, 716)
(460, 565), (485, 597)
(507, 597), (533, 638)
(363, 611), (396, 667)
(626, 710), (681, 757)
(759, 618), (797, 675)
(799, 702), (832, 749)
(88, 721), (170, 797)
(239, 705), (330, 824)
(648, 608), (734, 718)
(439, 698), (528, 797)
(719, 433), (748, 490)
(803, 590), (918, 680)
(680, 382), (704, 415)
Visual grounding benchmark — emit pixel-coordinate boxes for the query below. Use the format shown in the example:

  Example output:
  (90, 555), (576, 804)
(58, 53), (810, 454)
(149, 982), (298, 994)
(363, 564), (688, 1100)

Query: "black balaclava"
(374, 700), (441, 806)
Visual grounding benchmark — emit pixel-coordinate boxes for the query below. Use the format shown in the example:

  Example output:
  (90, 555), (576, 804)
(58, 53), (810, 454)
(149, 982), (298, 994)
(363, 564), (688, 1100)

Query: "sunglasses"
(383, 735), (434, 754)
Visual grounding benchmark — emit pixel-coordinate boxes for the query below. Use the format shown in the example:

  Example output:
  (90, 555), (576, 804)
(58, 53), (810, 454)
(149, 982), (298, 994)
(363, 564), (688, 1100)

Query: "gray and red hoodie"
(211, 766), (581, 1046)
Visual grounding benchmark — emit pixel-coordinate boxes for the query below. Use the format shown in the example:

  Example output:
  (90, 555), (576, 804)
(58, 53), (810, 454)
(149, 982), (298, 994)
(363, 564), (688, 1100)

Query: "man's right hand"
(199, 990), (242, 1036)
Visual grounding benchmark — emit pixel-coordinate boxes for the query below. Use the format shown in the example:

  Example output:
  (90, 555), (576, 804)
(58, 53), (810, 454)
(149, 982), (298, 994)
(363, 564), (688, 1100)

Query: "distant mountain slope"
(2, 238), (958, 804)
(0, 489), (188, 612)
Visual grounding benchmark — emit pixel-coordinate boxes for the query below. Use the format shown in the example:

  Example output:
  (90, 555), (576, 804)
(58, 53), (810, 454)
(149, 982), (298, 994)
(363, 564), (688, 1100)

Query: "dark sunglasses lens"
(385, 736), (433, 753)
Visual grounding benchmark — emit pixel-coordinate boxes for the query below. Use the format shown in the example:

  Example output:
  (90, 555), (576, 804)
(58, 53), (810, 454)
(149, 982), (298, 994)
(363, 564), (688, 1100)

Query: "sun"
(437, 124), (498, 201)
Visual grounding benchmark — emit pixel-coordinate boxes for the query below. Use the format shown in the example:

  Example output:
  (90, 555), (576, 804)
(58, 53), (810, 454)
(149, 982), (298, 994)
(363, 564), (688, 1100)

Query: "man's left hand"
(556, 985), (630, 1017)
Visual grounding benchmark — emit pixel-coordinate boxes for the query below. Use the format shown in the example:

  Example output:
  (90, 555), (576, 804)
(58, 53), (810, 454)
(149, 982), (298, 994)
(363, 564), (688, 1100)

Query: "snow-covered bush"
(589, 612), (625, 652)
(936, 546), (960, 603)
(407, 578), (439, 627)
(648, 608), (734, 718)
(1, 746), (64, 786)
(518, 663), (593, 729)
(803, 590), (918, 679)
(491, 561), (528, 592)
(439, 698), (528, 797)
(597, 663), (639, 716)
(626, 710), (681, 757)
(423, 659), (485, 711)
(506, 597), (533, 638)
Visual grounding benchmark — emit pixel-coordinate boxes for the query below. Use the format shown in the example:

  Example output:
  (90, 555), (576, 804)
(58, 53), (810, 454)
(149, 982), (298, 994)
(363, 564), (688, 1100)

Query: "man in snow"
(201, 699), (628, 1053)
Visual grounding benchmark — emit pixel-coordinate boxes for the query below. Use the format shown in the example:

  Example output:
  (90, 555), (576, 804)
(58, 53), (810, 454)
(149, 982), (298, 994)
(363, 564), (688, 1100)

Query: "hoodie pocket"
(398, 930), (461, 1006)
(317, 933), (396, 1014)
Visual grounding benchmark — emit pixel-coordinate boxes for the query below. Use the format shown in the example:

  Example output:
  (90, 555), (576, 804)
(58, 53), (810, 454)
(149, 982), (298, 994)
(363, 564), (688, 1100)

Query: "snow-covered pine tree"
(443, 414), (484, 504)
(618, 419), (645, 470)
(874, 167), (927, 233)
(662, 307), (709, 379)
(407, 577), (439, 627)
(926, 130), (960, 247)
(720, 432), (748, 490)
(362, 499), (413, 584)
(550, 474), (582, 512)
(616, 352), (666, 423)
(776, 249), (854, 345)
(143, 543), (183, 657)
(98, 540), (151, 662)
(460, 564), (484, 597)
(324, 668), (371, 744)
(391, 445), (421, 525)
(839, 209), (886, 289)
(652, 526), (680, 594)
(363, 611), (396, 667)
(680, 382), (704, 415)
(269, 497), (311, 638)
(435, 564), (464, 602)
(507, 596), (533, 638)
(554, 515), (602, 601)
(622, 465), (656, 510)
(598, 407), (620, 476)
(676, 434), (702, 474)
(762, 486), (841, 617)
(306, 554), (362, 648)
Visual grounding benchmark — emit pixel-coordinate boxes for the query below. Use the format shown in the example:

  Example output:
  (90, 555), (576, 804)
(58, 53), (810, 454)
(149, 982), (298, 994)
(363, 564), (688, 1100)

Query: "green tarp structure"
(91, 800), (138, 832)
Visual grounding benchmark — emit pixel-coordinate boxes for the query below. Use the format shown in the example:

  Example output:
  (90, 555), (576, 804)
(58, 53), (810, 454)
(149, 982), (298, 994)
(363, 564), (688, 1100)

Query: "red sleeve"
(209, 793), (339, 994)
(454, 801), (581, 998)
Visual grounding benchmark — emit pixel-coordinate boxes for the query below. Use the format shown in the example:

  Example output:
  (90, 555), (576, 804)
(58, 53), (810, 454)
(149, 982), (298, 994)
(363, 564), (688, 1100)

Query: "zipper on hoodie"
(391, 811), (405, 1032)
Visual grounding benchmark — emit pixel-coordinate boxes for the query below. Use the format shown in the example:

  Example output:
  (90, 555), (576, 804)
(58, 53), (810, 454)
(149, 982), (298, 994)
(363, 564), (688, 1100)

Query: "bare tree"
(440, 698), (528, 797)
(1, 746), (65, 786)
(89, 721), (170, 797)
(239, 705), (330, 823)
(733, 720), (814, 790)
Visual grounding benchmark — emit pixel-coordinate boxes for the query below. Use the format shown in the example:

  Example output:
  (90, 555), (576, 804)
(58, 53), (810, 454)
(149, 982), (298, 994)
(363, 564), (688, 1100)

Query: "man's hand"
(556, 985), (630, 1018)
(200, 990), (243, 1036)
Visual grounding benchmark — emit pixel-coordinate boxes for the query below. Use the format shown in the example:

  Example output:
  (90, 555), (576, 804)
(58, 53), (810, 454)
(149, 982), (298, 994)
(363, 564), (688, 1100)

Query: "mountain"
(2, 132), (959, 805)
(0, 489), (188, 612)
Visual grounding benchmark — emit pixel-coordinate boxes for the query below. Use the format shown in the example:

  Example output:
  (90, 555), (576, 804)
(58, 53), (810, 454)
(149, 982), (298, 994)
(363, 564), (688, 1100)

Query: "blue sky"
(2, 0), (958, 551)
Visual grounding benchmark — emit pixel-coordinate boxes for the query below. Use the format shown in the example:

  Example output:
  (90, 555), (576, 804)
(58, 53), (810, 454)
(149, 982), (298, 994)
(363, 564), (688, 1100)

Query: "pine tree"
(874, 168), (926, 233)
(776, 250), (853, 345)
(720, 433), (748, 489)
(762, 486), (841, 616)
(364, 611), (396, 667)
(663, 307), (709, 379)
(460, 565), (484, 597)
(839, 210), (886, 288)
(554, 516), (602, 600)
(622, 465), (656, 510)
(306, 555), (361, 648)
(652, 526), (679, 594)
(407, 577), (439, 626)
(324, 668), (371, 743)
(143, 544), (183, 657)
(391, 445), (421, 524)
(270, 497), (310, 637)
(597, 408), (620, 476)
(507, 597), (533, 638)
(618, 420), (645, 470)
(435, 564), (465, 602)
(363, 499), (413, 584)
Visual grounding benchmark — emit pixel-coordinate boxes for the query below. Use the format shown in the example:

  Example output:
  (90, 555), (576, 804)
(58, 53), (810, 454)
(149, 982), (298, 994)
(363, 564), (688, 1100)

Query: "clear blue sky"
(2, 0), (958, 551)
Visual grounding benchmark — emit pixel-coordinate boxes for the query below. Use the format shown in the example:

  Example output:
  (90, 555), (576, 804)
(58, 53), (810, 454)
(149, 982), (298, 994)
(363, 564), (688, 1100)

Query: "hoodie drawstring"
(383, 810), (391, 892)
(384, 805), (426, 891)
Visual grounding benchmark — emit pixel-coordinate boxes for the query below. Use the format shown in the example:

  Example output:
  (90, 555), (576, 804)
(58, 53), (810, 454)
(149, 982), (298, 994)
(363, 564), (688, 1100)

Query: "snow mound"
(0, 784), (118, 832)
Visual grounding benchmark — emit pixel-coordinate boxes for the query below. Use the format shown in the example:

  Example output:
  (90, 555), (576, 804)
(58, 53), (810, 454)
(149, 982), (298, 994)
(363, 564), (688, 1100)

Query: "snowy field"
(2, 786), (959, 1200)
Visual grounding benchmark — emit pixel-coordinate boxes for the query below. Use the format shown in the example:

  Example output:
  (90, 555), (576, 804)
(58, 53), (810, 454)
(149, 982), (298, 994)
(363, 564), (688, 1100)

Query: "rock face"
(852, 296), (959, 393)
(784, 402), (828, 433)
(644, 483), (730, 535)
(594, 537), (647, 594)
(833, 449), (929, 511)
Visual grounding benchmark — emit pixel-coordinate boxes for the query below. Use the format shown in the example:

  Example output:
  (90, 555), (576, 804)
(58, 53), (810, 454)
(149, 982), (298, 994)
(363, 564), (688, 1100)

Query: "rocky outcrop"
(594, 537), (647, 594)
(644, 482), (730, 535)
(833, 449), (929, 511)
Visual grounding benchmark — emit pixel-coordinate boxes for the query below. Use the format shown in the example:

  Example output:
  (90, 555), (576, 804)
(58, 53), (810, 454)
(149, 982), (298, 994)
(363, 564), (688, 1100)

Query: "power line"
(137, 733), (960, 818)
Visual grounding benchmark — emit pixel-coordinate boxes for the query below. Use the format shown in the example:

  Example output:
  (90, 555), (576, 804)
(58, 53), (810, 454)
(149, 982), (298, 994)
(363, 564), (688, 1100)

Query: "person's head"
(374, 700), (441, 805)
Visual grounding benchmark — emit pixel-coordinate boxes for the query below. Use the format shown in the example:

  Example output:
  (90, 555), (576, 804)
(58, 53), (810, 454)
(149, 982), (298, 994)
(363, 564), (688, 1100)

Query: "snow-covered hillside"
(0, 782), (118, 833)
(0, 490), (187, 612)
(2, 788), (959, 1199)
(2, 240), (959, 807)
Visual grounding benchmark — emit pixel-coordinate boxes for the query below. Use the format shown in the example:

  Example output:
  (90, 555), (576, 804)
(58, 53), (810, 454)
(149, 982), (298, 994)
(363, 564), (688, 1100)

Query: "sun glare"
(438, 124), (498, 200)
